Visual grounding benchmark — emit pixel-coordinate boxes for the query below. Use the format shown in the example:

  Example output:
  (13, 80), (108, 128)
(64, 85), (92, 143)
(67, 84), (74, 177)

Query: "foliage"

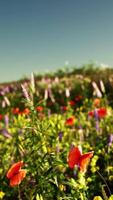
(0, 66), (113, 199)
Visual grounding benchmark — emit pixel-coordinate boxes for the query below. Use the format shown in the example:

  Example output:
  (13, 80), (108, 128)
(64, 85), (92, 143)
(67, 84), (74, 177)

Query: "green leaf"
(36, 194), (43, 200)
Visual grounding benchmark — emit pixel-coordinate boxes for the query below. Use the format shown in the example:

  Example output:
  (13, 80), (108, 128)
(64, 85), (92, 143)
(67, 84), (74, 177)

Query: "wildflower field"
(0, 65), (113, 200)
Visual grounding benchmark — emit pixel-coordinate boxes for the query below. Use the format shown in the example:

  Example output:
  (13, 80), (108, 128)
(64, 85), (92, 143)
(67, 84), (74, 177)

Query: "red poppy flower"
(0, 114), (3, 120)
(75, 95), (83, 102)
(93, 98), (100, 107)
(22, 108), (30, 115)
(68, 100), (75, 106)
(88, 107), (107, 118)
(36, 106), (43, 112)
(88, 110), (94, 117)
(98, 107), (107, 118)
(65, 116), (75, 126)
(7, 161), (26, 187)
(68, 146), (94, 172)
(18, 111), (23, 115)
(12, 107), (20, 115)
(62, 106), (68, 111)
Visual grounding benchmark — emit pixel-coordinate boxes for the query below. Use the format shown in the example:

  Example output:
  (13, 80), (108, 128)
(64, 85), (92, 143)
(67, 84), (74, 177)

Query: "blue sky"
(0, 0), (113, 82)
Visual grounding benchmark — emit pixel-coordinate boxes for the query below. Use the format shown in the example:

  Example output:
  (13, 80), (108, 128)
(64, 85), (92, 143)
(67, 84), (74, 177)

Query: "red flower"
(88, 107), (107, 118)
(12, 107), (20, 115)
(98, 107), (107, 118)
(68, 100), (75, 106)
(75, 95), (83, 102)
(36, 106), (43, 112)
(62, 106), (68, 111)
(18, 111), (23, 115)
(7, 161), (26, 187)
(68, 146), (94, 172)
(88, 110), (94, 117)
(93, 98), (100, 107)
(22, 108), (30, 115)
(65, 116), (75, 126)
(0, 114), (3, 120)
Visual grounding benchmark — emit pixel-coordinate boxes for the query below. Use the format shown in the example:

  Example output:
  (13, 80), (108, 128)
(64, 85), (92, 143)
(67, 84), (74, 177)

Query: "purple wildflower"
(94, 109), (99, 120)
(58, 132), (63, 142)
(73, 170), (77, 177)
(4, 115), (9, 128)
(0, 129), (11, 138)
(108, 134), (113, 146)
(94, 109), (100, 131)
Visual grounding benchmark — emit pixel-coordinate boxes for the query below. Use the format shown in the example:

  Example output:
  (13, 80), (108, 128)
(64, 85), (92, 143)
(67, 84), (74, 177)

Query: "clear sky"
(0, 0), (113, 82)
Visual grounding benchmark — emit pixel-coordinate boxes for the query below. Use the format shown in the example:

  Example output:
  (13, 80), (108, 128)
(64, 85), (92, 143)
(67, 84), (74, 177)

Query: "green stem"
(97, 170), (111, 196)
(18, 185), (22, 200)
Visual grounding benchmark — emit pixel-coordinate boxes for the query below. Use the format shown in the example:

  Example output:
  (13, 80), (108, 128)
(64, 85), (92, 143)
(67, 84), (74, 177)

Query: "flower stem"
(18, 185), (22, 200)
(97, 170), (111, 196)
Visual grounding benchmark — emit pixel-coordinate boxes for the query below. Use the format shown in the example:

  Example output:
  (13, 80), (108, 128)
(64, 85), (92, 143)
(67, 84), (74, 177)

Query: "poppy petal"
(79, 151), (94, 172)
(9, 169), (27, 187)
(68, 146), (81, 169)
(7, 161), (23, 179)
